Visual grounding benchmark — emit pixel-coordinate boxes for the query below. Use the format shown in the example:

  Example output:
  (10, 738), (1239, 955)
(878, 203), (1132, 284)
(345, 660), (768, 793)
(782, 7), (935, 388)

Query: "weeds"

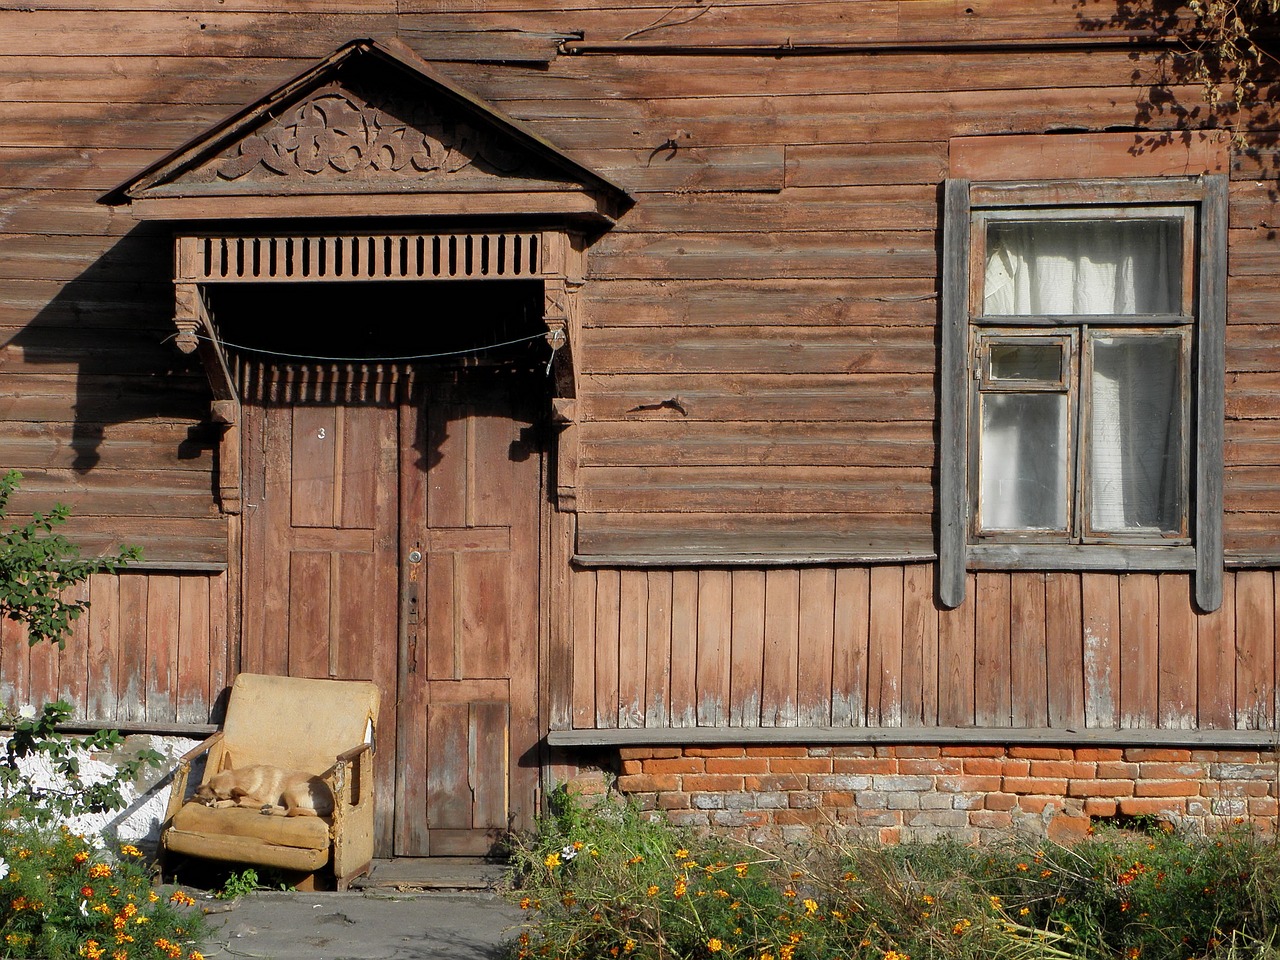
(506, 792), (1280, 960)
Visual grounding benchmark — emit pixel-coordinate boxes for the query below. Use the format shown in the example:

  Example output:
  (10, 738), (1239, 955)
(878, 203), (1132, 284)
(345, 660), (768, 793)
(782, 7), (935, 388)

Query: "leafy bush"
(506, 793), (1280, 960)
(0, 823), (206, 960)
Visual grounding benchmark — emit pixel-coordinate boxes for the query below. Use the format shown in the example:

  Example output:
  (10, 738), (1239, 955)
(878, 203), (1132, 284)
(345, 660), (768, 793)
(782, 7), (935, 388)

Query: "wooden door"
(239, 365), (405, 856)
(395, 366), (543, 856)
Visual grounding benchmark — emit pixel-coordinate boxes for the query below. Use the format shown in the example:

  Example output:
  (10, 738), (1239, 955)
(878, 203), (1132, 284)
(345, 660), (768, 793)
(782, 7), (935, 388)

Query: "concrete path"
(197, 890), (525, 960)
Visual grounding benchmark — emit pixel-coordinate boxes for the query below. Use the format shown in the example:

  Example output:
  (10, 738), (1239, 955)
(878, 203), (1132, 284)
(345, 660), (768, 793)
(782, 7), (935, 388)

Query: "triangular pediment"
(106, 38), (631, 222)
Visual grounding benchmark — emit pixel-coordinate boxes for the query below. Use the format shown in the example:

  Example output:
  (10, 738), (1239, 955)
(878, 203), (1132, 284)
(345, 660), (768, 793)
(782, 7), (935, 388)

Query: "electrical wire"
(176, 329), (552, 364)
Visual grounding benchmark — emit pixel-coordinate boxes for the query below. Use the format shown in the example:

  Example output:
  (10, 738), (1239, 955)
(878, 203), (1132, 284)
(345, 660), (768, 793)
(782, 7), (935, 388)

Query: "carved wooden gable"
(108, 38), (630, 222)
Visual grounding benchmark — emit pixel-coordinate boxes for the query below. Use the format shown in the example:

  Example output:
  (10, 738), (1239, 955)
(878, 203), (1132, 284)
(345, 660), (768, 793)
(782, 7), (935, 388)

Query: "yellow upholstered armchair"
(162, 673), (380, 891)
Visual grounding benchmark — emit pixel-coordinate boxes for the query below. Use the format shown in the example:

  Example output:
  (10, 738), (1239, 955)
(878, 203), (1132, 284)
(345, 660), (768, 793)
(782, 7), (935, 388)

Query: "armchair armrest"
(164, 731), (224, 824)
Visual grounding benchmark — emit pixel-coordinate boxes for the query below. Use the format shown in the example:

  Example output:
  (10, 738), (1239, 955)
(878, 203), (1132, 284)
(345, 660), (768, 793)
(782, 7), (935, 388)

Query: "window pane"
(978, 392), (1069, 532)
(988, 341), (1063, 383)
(1088, 335), (1184, 534)
(984, 218), (1182, 316)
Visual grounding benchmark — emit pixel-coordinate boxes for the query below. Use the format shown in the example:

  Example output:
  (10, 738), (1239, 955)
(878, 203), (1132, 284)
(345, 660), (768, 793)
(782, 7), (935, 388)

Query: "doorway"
(219, 280), (547, 856)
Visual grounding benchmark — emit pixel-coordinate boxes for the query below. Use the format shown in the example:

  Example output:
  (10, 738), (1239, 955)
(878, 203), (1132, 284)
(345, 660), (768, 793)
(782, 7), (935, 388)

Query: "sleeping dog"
(194, 764), (334, 818)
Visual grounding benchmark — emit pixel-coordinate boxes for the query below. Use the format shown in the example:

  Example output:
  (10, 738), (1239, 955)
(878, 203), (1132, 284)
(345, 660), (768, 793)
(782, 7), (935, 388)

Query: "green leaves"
(0, 470), (141, 648)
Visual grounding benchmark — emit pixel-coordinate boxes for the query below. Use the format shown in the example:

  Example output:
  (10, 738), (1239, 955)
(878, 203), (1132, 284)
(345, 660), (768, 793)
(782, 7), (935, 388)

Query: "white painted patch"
(2, 734), (200, 853)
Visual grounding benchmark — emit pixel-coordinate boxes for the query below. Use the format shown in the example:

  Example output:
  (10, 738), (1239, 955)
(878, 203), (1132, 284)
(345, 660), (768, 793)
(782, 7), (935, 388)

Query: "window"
(939, 177), (1227, 612)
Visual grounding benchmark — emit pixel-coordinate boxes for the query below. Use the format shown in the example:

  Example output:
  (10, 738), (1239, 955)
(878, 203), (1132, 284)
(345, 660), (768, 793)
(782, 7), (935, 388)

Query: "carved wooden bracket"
(173, 281), (242, 515)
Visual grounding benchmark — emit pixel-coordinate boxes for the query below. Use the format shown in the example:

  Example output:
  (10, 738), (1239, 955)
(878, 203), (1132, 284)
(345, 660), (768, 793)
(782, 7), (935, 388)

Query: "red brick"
(744, 774), (806, 792)
(985, 793), (1017, 811)
(1119, 797), (1187, 817)
(1002, 759), (1031, 777)
(1124, 748), (1192, 762)
(900, 758), (962, 776)
(1134, 780), (1201, 798)
(943, 745), (1006, 758)
(1047, 814), (1092, 844)
(705, 757), (770, 775)
(769, 758), (834, 774)
(1244, 781), (1273, 798)
(686, 747), (747, 758)
(835, 758), (896, 775)
(832, 745), (876, 758)
(746, 746), (808, 758)
(1249, 797), (1279, 816)
(1010, 747), (1071, 760)
(644, 757), (705, 775)
(962, 758), (1004, 776)
(1029, 760), (1079, 778)
(1083, 798), (1118, 816)
(621, 759), (643, 775)
(1096, 761), (1140, 779)
(617, 773), (680, 793)
(969, 810), (1014, 829)
(1017, 795), (1063, 814)
(1075, 748), (1124, 762)
(683, 774), (745, 792)
(939, 775), (1002, 793)
(822, 791), (856, 807)
(892, 746), (942, 759)
(658, 792), (691, 810)
(878, 827), (902, 844)
(774, 809), (822, 826)
(1139, 761), (1207, 779)
(1213, 750), (1263, 764)
(618, 748), (657, 761)
(1004, 777), (1068, 795)
(1068, 779), (1133, 798)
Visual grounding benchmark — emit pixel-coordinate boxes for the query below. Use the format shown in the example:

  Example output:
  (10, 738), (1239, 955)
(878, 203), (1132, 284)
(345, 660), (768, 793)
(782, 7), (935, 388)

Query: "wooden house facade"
(3, 1), (1279, 854)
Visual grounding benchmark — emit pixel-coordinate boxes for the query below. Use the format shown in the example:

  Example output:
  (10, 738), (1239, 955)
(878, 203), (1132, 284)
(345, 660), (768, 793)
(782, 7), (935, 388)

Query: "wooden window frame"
(939, 176), (1227, 612)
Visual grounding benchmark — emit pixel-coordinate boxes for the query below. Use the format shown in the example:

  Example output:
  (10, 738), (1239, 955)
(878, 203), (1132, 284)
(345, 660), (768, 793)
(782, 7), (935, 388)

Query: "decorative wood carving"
(189, 79), (554, 188)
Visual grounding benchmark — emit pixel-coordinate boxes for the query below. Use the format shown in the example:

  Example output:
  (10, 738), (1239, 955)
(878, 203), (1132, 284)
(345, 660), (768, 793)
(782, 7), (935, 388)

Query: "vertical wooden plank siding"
(1080, 573), (1121, 728)
(729, 570), (766, 727)
(0, 571), (227, 727)
(568, 565), (1271, 732)
(1235, 570), (1275, 729)
(1009, 573), (1048, 727)
(831, 567), (870, 727)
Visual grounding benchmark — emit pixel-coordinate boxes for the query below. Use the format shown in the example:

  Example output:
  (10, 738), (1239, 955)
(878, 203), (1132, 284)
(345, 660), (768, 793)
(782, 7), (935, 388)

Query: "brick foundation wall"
(604, 745), (1279, 845)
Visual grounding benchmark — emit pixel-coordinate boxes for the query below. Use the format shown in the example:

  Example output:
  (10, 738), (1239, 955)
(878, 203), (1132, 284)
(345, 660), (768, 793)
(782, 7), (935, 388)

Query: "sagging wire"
(170, 329), (553, 366)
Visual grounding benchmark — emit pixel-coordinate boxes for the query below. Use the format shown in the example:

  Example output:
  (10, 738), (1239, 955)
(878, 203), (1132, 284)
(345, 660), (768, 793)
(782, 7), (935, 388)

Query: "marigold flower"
(646, 885), (659, 897)
(675, 849), (689, 859)
(119, 844), (143, 858)
(735, 862), (748, 877)
(520, 896), (533, 910)
(803, 898), (818, 916)
(884, 952), (911, 960)
(623, 940), (635, 953)
(73, 851), (90, 866)
(544, 852), (561, 871)
(188, 952), (205, 960)
(783, 887), (796, 899)
(89, 864), (113, 879)
(988, 895), (1002, 909)
(952, 919), (971, 935)
(674, 878), (687, 898)
(707, 938), (723, 952)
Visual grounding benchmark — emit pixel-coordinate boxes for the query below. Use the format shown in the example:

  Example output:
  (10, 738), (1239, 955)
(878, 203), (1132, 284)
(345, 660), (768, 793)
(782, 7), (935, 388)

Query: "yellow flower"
(735, 862), (748, 877)
(520, 897), (533, 910)
(952, 919), (972, 935)
(921, 894), (934, 905)
(708, 938), (723, 952)
(783, 887), (797, 899)
(884, 952), (911, 960)
(646, 885), (659, 897)
(988, 895), (1002, 910)
(572, 840), (584, 850)
(1019, 907), (1030, 917)
(119, 844), (143, 858)
(803, 898), (818, 916)
(674, 878), (687, 898)
(675, 849), (689, 859)
(544, 852), (561, 871)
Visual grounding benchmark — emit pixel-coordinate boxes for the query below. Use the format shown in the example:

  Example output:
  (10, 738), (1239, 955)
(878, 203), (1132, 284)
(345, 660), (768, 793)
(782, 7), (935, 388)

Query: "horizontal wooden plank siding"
(568, 564), (1275, 733)
(0, 570), (229, 728)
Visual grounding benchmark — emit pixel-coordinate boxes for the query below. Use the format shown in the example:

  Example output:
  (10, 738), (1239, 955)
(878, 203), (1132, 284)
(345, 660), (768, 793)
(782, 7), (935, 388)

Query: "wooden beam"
(547, 725), (1280, 749)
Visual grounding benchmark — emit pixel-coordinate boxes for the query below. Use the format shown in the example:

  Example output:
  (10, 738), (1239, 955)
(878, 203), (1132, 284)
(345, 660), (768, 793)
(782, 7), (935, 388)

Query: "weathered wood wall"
(568, 565), (1275, 733)
(0, 571), (229, 727)
(3, 2), (1280, 739)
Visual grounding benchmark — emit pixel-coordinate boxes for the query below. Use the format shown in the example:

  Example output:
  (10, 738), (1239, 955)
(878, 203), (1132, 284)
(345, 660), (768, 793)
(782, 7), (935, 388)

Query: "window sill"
(967, 543), (1195, 571)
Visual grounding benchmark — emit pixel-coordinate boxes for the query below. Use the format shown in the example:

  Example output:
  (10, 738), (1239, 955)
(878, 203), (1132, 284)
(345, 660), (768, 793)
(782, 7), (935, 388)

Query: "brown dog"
(194, 764), (334, 818)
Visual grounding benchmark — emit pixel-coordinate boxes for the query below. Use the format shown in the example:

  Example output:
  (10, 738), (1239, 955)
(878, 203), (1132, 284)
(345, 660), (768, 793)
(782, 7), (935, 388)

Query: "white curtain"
(979, 219), (1183, 535)
(984, 219), (1178, 316)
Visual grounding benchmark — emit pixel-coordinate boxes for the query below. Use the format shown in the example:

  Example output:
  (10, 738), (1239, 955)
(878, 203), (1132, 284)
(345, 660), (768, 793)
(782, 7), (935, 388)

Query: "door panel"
(396, 368), (543, 856)
(240, 377), (402, 857)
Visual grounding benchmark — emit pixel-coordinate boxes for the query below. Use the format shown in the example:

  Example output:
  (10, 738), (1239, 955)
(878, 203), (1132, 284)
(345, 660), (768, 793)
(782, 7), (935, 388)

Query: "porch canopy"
(104, 37), (631, 511)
